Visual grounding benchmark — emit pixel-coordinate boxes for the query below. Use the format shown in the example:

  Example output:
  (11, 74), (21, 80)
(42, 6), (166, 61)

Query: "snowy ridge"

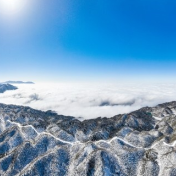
(0, 102), (176, 175)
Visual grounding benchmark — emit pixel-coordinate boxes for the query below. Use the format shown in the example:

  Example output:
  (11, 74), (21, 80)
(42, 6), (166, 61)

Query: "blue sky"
(0, 0), (176, 82)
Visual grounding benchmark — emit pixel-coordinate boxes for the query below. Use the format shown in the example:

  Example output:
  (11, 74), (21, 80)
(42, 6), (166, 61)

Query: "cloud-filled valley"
(0, 82), (176, 119)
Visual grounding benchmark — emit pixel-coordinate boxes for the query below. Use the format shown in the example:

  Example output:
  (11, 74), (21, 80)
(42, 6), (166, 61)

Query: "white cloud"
(0, 82), (176, 120)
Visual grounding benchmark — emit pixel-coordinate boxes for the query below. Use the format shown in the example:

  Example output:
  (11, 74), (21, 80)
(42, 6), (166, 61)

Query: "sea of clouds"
(0, 82), (176, 120)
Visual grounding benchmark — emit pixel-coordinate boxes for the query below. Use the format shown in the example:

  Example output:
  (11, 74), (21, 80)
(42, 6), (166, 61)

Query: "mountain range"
(0, 101), (176, 175)
(4, 81), (34, 84)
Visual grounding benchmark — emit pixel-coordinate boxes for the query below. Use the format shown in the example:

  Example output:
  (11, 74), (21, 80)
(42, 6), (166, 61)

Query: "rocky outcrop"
(0, 101), (176, 175)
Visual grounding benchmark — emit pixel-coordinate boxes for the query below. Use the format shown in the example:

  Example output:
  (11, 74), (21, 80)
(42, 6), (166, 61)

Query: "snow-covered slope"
(0, 84), (17, 93)
(0, 102), (176, 175)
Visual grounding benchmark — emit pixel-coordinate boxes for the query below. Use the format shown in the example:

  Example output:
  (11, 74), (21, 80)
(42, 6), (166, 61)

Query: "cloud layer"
(0, 82), (176, 119)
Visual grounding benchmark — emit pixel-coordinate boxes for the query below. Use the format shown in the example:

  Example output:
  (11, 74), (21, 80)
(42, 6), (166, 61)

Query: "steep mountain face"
(0, 102), (176, 175)
(0, 84), (18, 93)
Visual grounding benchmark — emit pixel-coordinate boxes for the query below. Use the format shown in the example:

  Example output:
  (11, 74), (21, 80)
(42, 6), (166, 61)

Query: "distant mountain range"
(4, 81), (34, 84)
(0, 101), (176, 175)
(0, 83), (18, 93)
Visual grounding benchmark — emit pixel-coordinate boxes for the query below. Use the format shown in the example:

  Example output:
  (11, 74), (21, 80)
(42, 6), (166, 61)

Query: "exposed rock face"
(0, 84), (17, 93)
(0, 101), (176, 175)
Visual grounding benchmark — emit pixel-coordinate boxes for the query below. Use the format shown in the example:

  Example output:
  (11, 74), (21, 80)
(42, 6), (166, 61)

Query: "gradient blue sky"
(0, 0), (176, 82)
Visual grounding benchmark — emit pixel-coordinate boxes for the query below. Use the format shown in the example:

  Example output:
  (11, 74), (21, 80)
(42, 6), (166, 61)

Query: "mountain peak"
(0, 83), (18, 93)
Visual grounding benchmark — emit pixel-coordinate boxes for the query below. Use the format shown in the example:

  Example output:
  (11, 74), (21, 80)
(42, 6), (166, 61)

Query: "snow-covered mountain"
(0, 101), (176, 175)
(0, 84), (18, 93)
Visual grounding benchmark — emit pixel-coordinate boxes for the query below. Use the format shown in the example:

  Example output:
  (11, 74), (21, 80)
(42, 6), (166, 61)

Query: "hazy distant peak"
(0, 83), (18, 93)
(5, 81), (35, 84)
